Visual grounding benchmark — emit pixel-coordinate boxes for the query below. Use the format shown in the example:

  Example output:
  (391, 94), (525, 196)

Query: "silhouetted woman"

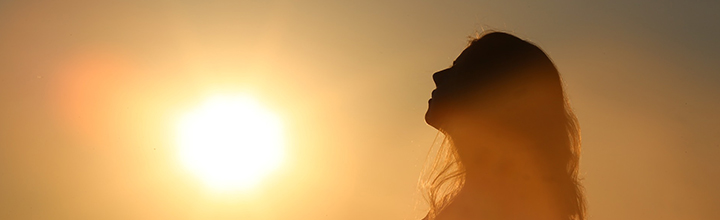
(422, 32), (585, 220)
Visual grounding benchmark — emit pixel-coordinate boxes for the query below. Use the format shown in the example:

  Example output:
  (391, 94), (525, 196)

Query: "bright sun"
(176, 95), (284, 191)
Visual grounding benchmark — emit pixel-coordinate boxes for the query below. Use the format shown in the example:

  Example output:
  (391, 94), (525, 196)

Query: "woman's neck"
(439, 129), (566, 220)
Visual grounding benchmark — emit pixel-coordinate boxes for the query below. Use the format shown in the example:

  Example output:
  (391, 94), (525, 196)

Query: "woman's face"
(425, 33), (553, 131)
(424, 47), (483, 129)
(424, 38), (532, 130)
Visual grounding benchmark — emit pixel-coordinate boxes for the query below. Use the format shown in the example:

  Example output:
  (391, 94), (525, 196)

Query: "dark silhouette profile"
(422, 32), (585, 220)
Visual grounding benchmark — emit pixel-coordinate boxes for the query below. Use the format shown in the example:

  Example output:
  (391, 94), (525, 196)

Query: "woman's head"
(425, 32), (565, 136)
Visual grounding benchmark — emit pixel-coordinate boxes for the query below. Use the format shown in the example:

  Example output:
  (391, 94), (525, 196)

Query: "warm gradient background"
(1, 0), (718, 219)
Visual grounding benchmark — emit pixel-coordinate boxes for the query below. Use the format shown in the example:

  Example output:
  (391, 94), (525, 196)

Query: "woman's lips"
(429, 89), (438, 104)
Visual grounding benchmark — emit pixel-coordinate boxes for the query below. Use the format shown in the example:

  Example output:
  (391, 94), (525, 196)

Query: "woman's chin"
(425, 108), (443, 129)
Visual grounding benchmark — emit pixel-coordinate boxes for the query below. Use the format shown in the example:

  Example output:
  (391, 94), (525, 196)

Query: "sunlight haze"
(0, 0), (718, 220)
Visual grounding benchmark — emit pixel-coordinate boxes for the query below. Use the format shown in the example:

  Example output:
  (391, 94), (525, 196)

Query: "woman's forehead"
(454, 41), (487, 66)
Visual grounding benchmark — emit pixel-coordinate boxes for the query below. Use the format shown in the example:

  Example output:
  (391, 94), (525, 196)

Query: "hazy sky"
(1, 0), (718, 219)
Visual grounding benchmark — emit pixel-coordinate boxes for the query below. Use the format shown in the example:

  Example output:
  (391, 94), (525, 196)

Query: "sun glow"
(176, 95), (284, 191)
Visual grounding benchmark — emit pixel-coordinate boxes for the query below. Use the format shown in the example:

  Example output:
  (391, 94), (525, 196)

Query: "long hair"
(419, 132), (464, 220)
(420, 32), (586, 220)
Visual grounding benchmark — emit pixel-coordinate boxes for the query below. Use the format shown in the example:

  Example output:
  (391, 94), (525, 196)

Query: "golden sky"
(0, 0), (719, 219)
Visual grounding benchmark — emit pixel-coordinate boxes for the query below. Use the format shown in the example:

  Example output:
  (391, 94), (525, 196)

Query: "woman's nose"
(432, 68), (452, 86)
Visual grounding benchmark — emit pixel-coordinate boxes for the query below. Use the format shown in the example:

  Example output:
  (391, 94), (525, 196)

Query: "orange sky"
(0, 0), (718, 219)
